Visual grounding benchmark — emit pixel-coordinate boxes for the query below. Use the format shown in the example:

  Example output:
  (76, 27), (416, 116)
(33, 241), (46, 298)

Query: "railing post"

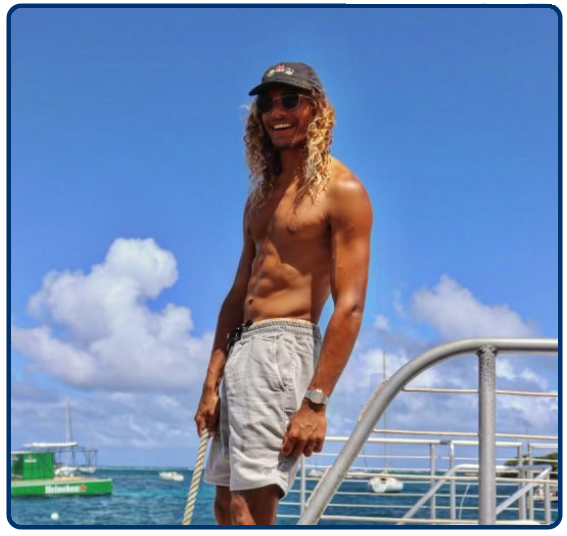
(300, 455), (306, 514)
(544, 481), (552, 524)
(449, 442), (456, 521)
(430, 443), (437, 520)
(477, 345), (497, 525)
(526, 445), (533, 520)
(518, 447), (533, 519)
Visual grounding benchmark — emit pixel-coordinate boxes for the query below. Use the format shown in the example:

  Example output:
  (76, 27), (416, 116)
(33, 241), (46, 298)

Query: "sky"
(9, 5), (559, 468)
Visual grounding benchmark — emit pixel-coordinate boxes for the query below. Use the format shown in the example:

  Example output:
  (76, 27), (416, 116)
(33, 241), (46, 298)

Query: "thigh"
(231, 485), (281, 525)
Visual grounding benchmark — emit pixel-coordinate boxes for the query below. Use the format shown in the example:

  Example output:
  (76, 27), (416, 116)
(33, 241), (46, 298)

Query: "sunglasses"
(255, 92), (312, 114)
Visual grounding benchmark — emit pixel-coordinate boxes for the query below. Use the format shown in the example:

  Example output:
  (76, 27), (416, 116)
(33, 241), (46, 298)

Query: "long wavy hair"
(244, 91), (335, 208)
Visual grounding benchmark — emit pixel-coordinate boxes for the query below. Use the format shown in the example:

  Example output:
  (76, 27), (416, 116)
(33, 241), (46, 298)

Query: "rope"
(182, 429), (209, 525)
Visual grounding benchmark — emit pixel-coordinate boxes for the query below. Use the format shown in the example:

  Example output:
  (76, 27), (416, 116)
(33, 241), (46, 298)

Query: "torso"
(243, 158), (349, 324)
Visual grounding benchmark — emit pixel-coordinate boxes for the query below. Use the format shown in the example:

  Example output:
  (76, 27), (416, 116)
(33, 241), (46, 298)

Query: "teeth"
(273, 124), (293, 130)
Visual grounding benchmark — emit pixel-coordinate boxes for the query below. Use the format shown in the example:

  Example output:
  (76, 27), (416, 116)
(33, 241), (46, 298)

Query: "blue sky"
(9, 6), (559, 467)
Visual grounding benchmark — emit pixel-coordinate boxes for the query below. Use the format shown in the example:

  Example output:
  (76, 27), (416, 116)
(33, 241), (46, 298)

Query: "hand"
(194, 389), (221, 438)
(281, 401), (327, 458)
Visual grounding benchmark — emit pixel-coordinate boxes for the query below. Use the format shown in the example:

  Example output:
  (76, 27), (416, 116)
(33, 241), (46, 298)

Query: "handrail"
(397, 464), (552, 524)
(297, 337), (558, 525)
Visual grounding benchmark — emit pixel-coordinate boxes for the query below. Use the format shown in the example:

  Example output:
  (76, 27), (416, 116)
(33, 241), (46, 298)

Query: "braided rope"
(182, 429), (209, 525)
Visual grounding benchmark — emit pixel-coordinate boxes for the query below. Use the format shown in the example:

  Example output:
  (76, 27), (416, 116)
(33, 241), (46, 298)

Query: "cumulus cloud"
(11, 260), (557, 463)
(412, 275), (536, 339)
(331, 275), (555, 439)
(10, 384), (199, 457)
(11, 238), (214, 391)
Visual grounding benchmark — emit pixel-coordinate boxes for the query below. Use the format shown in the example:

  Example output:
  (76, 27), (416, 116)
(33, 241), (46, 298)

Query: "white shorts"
(204, 319), (322, 498)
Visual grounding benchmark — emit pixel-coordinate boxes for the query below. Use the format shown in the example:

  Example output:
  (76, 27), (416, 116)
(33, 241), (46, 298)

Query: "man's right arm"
(194, 202), (256, 437)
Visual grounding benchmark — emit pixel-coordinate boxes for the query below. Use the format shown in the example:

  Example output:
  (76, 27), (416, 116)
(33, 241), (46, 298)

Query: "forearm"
(202, 293), (245, 394)
(307, 304), (364, 398)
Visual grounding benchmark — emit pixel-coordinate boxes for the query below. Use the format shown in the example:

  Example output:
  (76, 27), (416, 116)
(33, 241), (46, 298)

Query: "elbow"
(336, 300), (365, 324)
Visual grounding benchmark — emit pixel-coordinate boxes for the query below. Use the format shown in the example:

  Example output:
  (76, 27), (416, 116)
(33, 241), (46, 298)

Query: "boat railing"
(292, 337), (557, 526)
(398, 463), (553, 525)
(278, 434), (558, 525)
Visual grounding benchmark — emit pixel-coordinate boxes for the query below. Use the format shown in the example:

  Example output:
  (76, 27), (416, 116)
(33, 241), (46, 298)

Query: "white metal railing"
(277, 435), (558, 525)
(285, 337), (558, 526)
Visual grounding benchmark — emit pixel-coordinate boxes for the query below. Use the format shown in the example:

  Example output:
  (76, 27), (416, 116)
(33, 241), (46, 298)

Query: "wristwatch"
(304, 389), (329, 406)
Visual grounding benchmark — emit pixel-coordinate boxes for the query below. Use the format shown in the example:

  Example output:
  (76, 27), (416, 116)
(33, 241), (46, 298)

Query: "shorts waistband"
(248, 318), (322, 339)
(231, 318), (322, 343)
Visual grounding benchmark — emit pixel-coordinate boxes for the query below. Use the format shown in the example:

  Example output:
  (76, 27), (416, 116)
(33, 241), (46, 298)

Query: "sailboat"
(12, 398), (111, 497)
(53, 399), (78, 476)
(53, 399), (96, 476)
(368, 350), (404, 494)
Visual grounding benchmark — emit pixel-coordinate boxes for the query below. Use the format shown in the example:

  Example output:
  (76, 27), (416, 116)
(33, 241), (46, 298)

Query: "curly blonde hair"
(244, 91), (335, 208)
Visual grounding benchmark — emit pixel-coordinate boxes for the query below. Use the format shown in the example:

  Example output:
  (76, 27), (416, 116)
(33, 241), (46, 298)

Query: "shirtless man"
(194, 62), (373, 525)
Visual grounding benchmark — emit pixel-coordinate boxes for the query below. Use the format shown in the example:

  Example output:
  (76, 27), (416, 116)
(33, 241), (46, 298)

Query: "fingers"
(194, 414), (205, 437)
(291, 440), (307, 460)
(301, 439), (323, 458)
(207, 419), (218, 438)
(303, 444), (315, 458)
(282, 435), (321, 458)
(281, 431), (293, 457)
(314, 440), (324, 453)
(194, 411), (213, 438)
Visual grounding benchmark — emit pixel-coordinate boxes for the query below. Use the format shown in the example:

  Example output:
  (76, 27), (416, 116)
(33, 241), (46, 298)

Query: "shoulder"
(327, 157), (373, 221)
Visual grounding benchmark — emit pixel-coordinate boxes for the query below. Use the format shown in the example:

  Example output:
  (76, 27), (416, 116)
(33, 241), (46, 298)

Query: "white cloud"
(11, 238), (214, 391)
(331, 275), (554, 440)
(374, 314), (390, 331)
(497, 395), (558, 434)
(393, 289), (405, 317)
(412, 275), (536, 340)
(497, 358), (549, 390)
(10, 387), (200, 456)
(11, 261), (557, 463)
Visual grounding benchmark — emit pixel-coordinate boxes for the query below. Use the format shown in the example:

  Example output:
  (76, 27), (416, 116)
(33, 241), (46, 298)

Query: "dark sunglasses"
(255, 92), (311, 114)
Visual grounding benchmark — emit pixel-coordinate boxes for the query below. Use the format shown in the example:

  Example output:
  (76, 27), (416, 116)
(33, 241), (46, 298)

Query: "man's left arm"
(281, 173), (373, 459)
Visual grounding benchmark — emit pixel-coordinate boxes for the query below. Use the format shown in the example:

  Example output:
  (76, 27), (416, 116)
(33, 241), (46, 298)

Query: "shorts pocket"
(271, 334), (293, 392)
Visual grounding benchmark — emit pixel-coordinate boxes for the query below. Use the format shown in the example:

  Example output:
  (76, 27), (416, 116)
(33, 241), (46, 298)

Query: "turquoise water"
(10, 468), (558, 526)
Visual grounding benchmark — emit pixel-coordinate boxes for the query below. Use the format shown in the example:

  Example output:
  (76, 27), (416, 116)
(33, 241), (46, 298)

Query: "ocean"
(9, 468), (558, 527)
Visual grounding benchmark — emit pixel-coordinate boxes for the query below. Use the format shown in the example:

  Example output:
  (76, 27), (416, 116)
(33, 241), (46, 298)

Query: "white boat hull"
(368, 476), (404, 493)
(159, 471), (184, 482)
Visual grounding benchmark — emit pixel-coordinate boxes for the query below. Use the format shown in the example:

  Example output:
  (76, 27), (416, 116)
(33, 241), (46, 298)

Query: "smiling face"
(257, 85), (315, 150)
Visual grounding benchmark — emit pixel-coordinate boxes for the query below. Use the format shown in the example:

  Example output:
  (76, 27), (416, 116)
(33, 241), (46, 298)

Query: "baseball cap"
(248, 62), (324, 96)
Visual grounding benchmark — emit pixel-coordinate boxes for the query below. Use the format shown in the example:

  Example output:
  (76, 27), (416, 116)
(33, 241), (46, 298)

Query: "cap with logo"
(248, 62), (324, 96)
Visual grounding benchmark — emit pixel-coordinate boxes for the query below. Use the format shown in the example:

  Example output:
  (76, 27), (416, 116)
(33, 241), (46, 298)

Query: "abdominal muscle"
(243, 240), (331, 325)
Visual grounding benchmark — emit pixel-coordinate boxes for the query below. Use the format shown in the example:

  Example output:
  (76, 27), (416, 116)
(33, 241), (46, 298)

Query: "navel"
(285, 224), (297, 234)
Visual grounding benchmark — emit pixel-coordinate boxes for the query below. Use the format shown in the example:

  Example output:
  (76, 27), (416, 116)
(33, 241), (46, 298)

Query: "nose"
(271, 103), (287, 117)
(270, 95), (294, 115)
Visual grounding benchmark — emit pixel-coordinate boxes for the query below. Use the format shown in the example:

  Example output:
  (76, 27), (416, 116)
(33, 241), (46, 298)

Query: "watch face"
(309, 389), (325, 404)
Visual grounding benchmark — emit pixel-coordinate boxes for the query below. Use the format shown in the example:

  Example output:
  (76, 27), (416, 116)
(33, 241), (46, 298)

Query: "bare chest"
(247, 190), (329, 245)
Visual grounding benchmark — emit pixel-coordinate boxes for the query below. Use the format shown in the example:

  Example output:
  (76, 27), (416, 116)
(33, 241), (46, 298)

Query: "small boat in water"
(159, 471), (184, 482)
(12, 400), (112, 497)
(307, 468), (324, 478)
(368, 475), (404, 493)
(534, 485), (558, 502)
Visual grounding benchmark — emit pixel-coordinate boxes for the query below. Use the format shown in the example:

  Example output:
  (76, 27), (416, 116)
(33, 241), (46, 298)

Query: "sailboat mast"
(65, 398), (75, 467)
(383, 350), (388, 474)
(65, 398), (73, 443)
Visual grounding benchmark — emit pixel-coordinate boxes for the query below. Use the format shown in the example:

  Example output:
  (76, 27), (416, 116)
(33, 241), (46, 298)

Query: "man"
(194, 62), (373, 525)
